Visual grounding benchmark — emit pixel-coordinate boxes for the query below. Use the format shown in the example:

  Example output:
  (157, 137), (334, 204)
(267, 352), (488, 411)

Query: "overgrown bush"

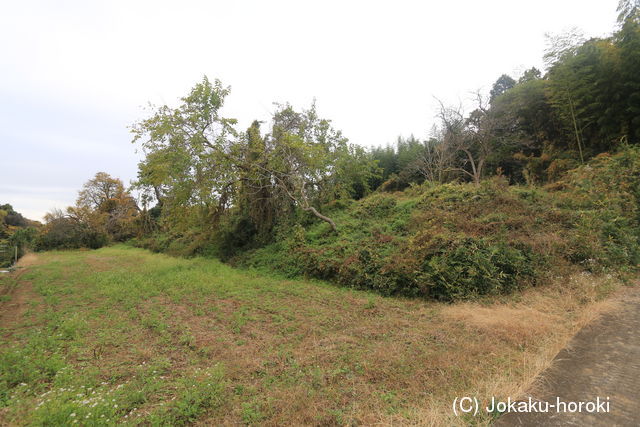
(35, 220), (107, 251)
(235, 146), (640, 301)
(420, 238), (536, 301)
(356, 193), (398, 218)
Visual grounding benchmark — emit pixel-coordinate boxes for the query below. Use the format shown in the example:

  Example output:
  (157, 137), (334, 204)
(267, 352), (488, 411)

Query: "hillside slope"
(239, 147), (640, 300)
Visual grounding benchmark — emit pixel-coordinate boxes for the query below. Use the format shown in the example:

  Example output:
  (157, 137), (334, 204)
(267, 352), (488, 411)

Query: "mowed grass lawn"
(0, 246), (626, 425)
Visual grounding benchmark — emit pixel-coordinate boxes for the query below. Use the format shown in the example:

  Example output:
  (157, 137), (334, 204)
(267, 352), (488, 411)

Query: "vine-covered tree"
(133, 78), (379, 238)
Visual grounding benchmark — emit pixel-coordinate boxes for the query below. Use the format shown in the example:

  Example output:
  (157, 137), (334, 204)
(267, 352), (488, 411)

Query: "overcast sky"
(0, 0), (618, 221)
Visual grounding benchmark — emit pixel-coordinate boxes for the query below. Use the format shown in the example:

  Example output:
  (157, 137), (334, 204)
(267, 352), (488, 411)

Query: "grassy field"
(0, 246), (630, 425)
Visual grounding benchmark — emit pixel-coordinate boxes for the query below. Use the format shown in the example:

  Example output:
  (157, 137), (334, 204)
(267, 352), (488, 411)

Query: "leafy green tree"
(490, 77), (565, 181)
(616, 6), (640, 141)
(370, 136), (442, 189)
(546, 36), (627, 156)
(9, 227), (38, 258)
(134, 78), (378, 237)
(234, 120), (276, 239)
(370, 144), (399, 187)
(518, 67), (542, 84)
(132, 76), (239, 230)
(255, 103), (378, 231)
(490, 74), (516, 102)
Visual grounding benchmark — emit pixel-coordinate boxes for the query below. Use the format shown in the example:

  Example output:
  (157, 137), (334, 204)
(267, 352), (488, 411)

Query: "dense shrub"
(235, 146), (640, 301)
(215, 216), (259, 260)
(131, 229), (222, 260)
(356, 193), (398, 218)
(35, 220), (107, 251)
(420, 238), (536, 301)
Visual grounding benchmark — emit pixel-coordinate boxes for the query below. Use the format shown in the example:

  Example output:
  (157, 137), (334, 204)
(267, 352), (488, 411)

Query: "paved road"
(497, 288), (640, 426)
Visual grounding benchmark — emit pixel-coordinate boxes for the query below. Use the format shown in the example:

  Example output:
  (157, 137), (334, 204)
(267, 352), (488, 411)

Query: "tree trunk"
(303, 206), (337, 232)
(568, 96), (585, 164)
(462, 148), (481, 185)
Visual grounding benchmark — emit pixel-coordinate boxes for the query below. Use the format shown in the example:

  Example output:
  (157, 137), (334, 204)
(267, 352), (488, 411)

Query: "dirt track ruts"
(0, 253), (39, 331)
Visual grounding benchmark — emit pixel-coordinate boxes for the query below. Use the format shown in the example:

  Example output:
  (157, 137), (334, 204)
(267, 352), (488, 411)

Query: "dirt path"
(497, 286), (640, 426)
(0, 253), (40, 330)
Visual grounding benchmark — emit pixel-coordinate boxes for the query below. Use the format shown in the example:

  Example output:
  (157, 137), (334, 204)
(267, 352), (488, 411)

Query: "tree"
(9, 227), (38, 255)
(36, 209), (107, 250)
(238, 102), (380, 232)
(543, 28), (586, 67)
(234, 120), (277, 239)
(76, 172), (126, 211)
(518, 67), (541, 84)
(70, 172), (138, 240)
(616, 5), (640, 141)
(0, 208), (8, 238)
(0, 203), (27, 227)
(490, 74), (516, 102)
(545, 35), (626, 158)
(407, 129), (456, 184)
(256, 103), (353, 232)
(434, 95), (498, 185)
(544, 31), (592, 162)
(435, 100), (472, 180)
(132, 76), (239, 230)
(617, 0), (640, 24)
(370, 144), (399, 186)
(133, 78), (378, 237)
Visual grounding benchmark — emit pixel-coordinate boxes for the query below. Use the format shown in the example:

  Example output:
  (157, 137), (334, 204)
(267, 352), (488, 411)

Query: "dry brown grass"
(402, 270), (626, 426)
(197, 268), (627, 425)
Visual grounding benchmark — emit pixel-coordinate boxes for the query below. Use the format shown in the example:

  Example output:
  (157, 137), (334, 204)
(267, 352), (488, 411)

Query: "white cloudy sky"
(0, 0), (618, 221)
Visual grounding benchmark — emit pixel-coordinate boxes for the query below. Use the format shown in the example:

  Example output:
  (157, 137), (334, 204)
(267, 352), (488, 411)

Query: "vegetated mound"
(238, 146), (640, 301)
